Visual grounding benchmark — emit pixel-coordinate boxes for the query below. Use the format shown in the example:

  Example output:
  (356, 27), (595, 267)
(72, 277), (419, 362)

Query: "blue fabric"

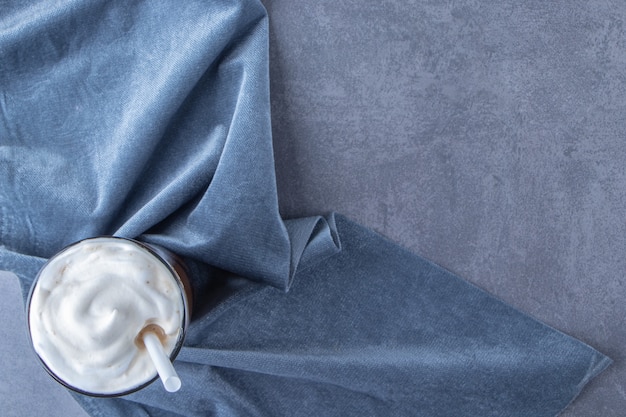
(0, 0), (610, 416)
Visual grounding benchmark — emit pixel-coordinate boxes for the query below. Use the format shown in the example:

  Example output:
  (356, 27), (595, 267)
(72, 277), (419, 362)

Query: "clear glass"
(26, 237), (192, 397)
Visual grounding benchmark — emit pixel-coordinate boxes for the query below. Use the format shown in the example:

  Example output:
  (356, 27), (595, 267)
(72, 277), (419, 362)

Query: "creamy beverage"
(27, 237), (191, 396)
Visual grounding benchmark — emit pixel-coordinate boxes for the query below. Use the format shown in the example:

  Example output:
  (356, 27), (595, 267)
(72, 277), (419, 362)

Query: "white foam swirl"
(29, 238), (185, 395)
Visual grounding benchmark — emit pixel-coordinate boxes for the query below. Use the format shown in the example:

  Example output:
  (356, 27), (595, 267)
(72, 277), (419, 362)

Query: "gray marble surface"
(2, 0), (625, 415)
(267, 1), (625, 415)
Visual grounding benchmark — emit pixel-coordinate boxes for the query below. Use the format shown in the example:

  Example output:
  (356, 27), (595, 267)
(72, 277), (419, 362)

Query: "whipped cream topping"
(28, 238), (185, 395)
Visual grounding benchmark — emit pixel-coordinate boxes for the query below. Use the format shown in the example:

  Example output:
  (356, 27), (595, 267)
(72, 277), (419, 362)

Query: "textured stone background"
(266, 1), (626, 415)
(2, 0), (625, 415)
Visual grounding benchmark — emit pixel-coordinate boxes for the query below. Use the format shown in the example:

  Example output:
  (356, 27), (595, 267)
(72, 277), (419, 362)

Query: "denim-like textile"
(0, 1), (610, 416)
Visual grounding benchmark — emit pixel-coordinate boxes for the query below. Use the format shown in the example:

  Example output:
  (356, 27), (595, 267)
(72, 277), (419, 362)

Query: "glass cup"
(26, 237), (192, 397)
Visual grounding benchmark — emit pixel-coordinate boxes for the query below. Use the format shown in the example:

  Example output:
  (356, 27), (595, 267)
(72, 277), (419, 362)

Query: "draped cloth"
(0, 1), (610, 416)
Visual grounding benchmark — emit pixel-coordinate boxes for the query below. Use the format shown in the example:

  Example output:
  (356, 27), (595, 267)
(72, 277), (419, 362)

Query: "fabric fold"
(73, 215), (611, 417)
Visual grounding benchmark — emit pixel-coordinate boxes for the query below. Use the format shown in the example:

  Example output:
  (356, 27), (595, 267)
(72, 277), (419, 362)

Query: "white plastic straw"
(142, 331), (181, 392)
